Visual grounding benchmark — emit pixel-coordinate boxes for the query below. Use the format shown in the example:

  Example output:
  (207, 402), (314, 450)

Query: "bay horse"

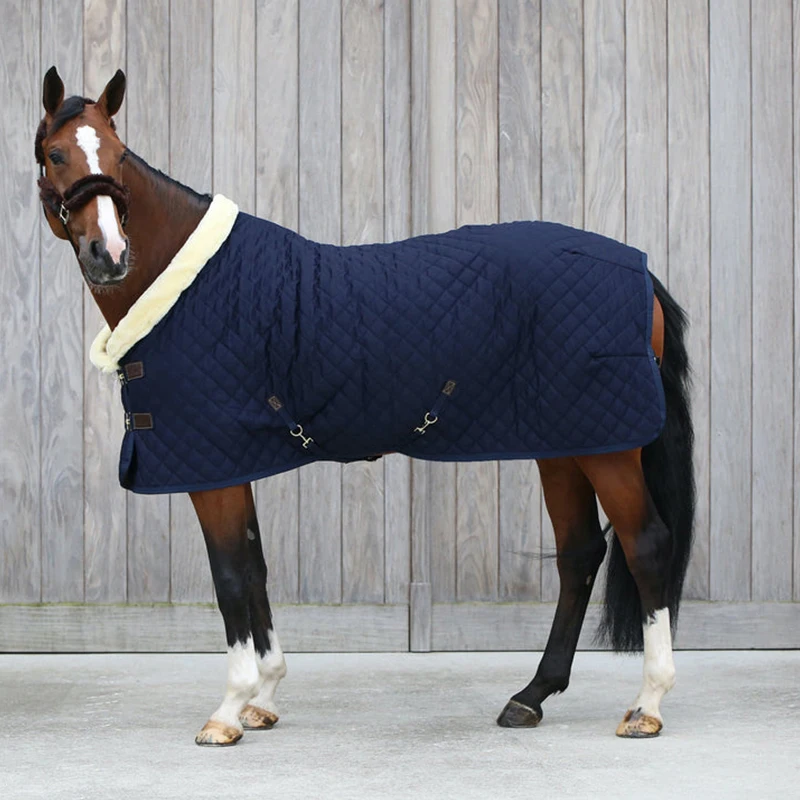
(35, 67), (694, 746)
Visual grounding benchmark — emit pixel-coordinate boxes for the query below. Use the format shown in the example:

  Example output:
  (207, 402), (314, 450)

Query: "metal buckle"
(58, 204), (69, 225)
(290, 424), (315, 449)
(414, 412), (439, 435)
(125, 413), (131, 431)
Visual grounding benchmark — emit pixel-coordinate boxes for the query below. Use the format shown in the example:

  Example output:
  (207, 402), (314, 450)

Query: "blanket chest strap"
(267, 395), (321, 453)
(412, 379), (457, 436)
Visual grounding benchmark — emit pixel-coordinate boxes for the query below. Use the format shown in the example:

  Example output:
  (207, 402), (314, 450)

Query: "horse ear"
(43, 66), (64, 116)
(97, 69), (126, 118)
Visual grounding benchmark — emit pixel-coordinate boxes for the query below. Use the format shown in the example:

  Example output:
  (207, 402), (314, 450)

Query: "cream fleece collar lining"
(90, 194), (239, 373)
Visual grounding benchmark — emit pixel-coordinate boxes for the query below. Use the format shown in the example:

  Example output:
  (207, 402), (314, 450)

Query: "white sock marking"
(75, 125), (127, 262)
(210, 636), (260, 730)
(249, 629), (287, 716)
(631, 607), (676, 721)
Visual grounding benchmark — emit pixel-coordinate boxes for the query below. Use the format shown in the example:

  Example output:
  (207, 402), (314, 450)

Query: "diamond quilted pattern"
(115, 213), (665, 494)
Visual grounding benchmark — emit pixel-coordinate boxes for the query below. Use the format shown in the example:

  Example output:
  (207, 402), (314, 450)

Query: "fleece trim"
(89, 194), (239, 373)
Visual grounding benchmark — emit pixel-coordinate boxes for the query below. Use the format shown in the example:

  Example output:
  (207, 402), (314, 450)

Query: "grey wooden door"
(2, 0), (799, 652)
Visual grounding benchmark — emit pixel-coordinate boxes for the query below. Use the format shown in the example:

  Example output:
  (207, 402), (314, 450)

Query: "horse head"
(36, 66), (130, 287)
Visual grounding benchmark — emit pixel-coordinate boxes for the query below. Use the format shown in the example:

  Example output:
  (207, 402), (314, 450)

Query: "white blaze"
(75, 125), (127, 262)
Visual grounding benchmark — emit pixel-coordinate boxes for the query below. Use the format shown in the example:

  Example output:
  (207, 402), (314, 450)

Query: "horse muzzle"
(79, 237), (130, 285)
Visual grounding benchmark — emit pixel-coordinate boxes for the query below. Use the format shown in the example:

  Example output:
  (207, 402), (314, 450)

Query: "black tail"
(598, 273), (695, 652)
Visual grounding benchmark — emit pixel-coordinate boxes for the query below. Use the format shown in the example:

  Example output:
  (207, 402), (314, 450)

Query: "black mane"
(121, 149), (211, 205)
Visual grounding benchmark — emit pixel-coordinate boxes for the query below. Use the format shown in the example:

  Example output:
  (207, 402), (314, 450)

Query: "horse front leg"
(497, 457), (606, 727)
(190, 484), (261, 746)
(239, 484), (287, 730)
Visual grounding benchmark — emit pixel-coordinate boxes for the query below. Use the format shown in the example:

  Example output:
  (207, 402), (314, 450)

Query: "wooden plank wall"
(1, 0), (799, 650)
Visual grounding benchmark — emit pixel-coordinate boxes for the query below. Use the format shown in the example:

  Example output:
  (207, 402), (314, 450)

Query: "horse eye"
(49, 151), (64, 165)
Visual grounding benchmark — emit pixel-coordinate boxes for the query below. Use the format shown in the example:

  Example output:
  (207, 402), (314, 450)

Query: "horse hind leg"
(577, 451), (676, 738)
(497, 457), (606, 727)
(190, 484), (262, 746)
(239, 486), (287, 730)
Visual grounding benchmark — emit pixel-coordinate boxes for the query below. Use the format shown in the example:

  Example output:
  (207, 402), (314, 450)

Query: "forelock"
(34, 95), (116, 166)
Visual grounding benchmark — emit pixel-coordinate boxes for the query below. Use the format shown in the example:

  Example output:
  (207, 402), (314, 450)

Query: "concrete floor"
(0, 651), (798, 800)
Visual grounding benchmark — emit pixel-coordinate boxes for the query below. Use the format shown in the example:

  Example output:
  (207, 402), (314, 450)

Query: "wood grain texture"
(499, 0), (540, 223)
(583, 0), (624, 241)
(667, 0), (710, 600)
(0, 0), (41, 602)
(0, 604), (408, 653)
(410, 460), (432, 649)
(498, 0), (542, 602)
(40, 0), (85, 602)
(341, 0), (386, 604)
(750, 0), (794, 602)
(709, 0), (752, 601)
(4, 0), (800, 649)
(455, 0), (499, 603)
(795, 0), (800, 603)
(410, 0), (430, 235)
(540, 0), (582, 602)
(430, 601), (800, 651)
(169, 0), (215, 603)
(125, 0), (171, 603)
(213, 0), (255, 212)
(541, 0), (582, 227)
(625, 0), (667, 278)
(298, 0), (342, 603)
(255, 0), (301, 605)
(83, 0), (127, 603)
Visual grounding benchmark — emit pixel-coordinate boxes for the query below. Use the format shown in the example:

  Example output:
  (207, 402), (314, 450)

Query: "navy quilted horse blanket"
(90, 196), (666, 494)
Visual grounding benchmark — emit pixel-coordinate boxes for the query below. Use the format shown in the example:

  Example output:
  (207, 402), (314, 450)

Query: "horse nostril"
(89, 239), (104, 260)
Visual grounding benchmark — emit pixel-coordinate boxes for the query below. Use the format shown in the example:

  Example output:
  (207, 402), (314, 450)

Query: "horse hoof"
(615, 708), (662, 738)
(240, 704), (279, 730)
(195, 719), (243, 746)
(497, 699), (543, 728)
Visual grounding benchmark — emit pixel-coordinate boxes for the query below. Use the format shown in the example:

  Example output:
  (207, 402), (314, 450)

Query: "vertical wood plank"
(583, 0), (624, 241)
(298, 0), (342, 603)
(125, 0), (171, 603)
(499, 0), (540, 223)
(540, 0), (582, 601)
(751, 0), (793, 601)
(625, 0), (668, 274)
(255, 0), (301, 605)
(455, 0), (498, 602)
(541, 0), (582, 227)
(341, 0), (386, 604)
(83, 0), (127, 603)
(498, 0), (542, 601)
(667, 0), (710, 600)
(213, 0), (255, 211)
(410, 460), (432, 650)
(0, 0), (41, 602)
(168, 0), (215, 602)
(383, 0), (412, 607)
(795, 0), (800, 603)
(40, 0), (85, 602)
(709, 0), (752, 601)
